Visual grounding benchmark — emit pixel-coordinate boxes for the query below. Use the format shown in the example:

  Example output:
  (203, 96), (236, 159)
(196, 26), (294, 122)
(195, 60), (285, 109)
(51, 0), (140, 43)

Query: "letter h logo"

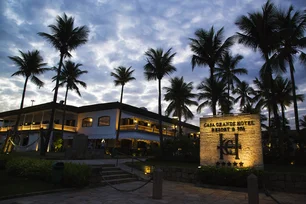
(217, 133), (241, 160)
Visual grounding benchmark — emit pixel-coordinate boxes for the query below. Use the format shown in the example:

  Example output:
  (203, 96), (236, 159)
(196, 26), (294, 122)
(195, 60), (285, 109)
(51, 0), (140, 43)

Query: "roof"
(0, 102), (199, 131)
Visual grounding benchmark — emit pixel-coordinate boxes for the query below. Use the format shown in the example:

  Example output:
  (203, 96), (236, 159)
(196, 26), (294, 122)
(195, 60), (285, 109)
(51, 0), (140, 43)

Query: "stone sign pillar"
(200, 114), (263, 169)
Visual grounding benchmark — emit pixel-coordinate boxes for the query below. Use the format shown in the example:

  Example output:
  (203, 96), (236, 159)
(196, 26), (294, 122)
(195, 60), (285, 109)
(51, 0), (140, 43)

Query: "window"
(98, 116), (110, 126)
(82, 117), (93, 127)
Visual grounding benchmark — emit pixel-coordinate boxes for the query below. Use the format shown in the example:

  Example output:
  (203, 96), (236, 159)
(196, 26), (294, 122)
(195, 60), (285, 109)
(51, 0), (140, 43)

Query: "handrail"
(113, 149), (154, 177)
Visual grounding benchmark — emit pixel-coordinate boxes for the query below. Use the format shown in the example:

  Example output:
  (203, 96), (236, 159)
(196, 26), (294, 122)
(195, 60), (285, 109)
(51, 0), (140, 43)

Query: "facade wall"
(77, 109), (117, 139)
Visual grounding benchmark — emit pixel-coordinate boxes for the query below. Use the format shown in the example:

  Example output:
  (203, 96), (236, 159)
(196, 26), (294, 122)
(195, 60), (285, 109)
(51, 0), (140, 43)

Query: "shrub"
(197, 166), (264, 188)
(62, 162), (92, 187)
(0, 153), (14, 169)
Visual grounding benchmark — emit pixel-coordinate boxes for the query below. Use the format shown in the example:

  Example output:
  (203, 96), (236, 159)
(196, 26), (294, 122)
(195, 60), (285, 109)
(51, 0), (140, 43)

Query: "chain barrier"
(263, 187), (281, 204)
(100, 172), (153, 192)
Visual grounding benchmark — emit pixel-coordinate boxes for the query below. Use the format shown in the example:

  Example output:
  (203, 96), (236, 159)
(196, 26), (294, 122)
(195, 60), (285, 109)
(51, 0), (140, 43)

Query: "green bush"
(63, 162), (92, 187)
(197, 166), (264, 188)
(5, 157), (92, 188)
(0, 153), (14, 169)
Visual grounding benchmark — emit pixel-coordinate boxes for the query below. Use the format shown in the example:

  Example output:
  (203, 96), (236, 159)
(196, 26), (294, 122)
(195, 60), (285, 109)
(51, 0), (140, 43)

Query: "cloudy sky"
(0, 0), (305, 128)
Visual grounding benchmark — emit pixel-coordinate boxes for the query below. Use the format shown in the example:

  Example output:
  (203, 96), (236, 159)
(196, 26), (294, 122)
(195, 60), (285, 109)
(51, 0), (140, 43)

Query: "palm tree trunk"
(210, 66), (216, 116)
(288, 58), (300, 135)
(61, 85), (69, 138)
(158, 79), (163, 155)
(265, 54), (283, 156)
(178, 109), (182, 137)
(281, 103), (286, 134)
(41, 53), (64, 156)
(115, 85), (124, 146)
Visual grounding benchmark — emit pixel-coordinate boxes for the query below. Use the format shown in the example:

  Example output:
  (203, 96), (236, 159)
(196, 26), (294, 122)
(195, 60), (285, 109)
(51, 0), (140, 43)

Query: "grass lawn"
(0, 170), (61, 198)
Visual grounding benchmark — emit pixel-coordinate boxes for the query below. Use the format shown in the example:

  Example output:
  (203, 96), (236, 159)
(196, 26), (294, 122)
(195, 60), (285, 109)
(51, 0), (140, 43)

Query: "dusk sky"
(0, 0), (305, 128)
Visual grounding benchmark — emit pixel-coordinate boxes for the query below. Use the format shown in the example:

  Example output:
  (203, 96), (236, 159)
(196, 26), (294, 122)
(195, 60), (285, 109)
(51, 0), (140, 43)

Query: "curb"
(0, 188), (74, 201)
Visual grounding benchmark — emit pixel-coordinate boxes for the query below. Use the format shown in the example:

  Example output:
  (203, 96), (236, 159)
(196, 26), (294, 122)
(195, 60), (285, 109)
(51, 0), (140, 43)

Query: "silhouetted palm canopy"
(164, 76), (198, 125)
(111, 66), (135, 103)
(233, 81), (255, 108)
(144, 48), (176, 149)
(197, 77), (230, 115)
(9, 50), (49, 110)
(274, 5), (306, 133)
(55, 60), (88, 98)
(38, 13), (89, 154)
(215, 52), (247, 95)
(300, 116), (306, 129)
(189, 26), (233, 80)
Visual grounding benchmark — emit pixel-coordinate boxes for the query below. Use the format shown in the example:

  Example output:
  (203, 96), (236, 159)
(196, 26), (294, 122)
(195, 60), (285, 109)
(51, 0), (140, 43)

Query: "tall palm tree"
(163, 77), (198, 136)
(53, 60), (88, 136)
(274, 76), (304, 133)
(197, 77), (229, 115)
(189, 27), (233, 82)
(240, 102), (268, 129)
(9, 50), (49, 131)
(235, 0), (283, 154)
(144, 48), (176, 152)
(233, 81), (255, 109)
(110, 66), (135, 144)
(215, 52), (247, 97)
(38, 13), (89, 154)
(300, 116), (306, 129)
(274, 5), (306, 135)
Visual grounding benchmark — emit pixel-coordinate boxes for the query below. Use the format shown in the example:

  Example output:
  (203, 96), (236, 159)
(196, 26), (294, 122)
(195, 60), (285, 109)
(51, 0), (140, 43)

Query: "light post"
(31, 100), (35, 106)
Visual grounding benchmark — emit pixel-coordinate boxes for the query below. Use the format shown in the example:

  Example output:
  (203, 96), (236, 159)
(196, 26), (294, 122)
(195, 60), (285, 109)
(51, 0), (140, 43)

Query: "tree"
(163, 77), (198, 136)
(274, 76), (304, 133)
(144, 48), (176, 153)
(233, 81), (255, 109)
(274, 5), (306, 135)
(240, 102), (268, 129)
(300, 116), (306, 129)
(235, 0), (283, 154)
(215, 52), (247, 96)
(53, 60), (88, 136)
(9, 50), (49, 132)
(197, 77), (230, 115)
(38, 13), (89, 155)
(110, 66), (135, 144)
(189, 27), (233, 81)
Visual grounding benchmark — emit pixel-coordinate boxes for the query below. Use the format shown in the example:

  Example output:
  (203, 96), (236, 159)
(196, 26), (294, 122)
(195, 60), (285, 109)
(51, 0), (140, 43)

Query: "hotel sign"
(200, 114), (263, 169)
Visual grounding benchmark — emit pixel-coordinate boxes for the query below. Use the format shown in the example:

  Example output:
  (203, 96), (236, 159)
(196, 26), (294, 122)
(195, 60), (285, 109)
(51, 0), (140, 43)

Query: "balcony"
(0, 124), (77, 132)
(120, 124), (175, 137)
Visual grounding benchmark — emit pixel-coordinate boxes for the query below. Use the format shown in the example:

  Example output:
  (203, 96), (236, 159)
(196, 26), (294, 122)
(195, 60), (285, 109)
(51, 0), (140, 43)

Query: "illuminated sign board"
(200, 114), (263, 169)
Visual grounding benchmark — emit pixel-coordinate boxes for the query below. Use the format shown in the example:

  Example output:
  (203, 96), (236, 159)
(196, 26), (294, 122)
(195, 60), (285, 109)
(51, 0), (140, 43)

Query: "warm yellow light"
(134, 119), (137, 123)
(89, 118), (93, 122)
(148, 123), (151, 127)
(290, 161), (294, 165)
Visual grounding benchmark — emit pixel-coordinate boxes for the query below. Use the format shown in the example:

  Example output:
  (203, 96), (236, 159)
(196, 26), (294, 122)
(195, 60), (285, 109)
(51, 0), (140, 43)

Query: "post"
(247, 174), (259, 204)
(152, 168), (163, 199)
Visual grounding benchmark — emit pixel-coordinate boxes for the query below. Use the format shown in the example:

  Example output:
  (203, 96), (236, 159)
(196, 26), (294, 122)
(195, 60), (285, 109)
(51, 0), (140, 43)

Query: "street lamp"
(31, 100), (35, 106)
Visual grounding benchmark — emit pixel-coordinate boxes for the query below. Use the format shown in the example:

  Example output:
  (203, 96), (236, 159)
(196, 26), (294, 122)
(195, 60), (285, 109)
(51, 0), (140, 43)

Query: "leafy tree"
(233, 81), (255, 108)
(110, 66), (135, 144)
(164, 76), (198, 136)
(144, 48), (176, 153)
(197, 77), (230, 115)
(274, 5), (306, 135)
(9, 50), (49, 133)
(38, 13), (89, 155)
(53, 60), (88, 135)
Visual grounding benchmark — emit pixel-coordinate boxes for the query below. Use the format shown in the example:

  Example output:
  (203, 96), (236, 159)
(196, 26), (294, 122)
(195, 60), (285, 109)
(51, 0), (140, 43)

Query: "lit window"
(82, 117), (93, 127)
(98, 116), (110, 126)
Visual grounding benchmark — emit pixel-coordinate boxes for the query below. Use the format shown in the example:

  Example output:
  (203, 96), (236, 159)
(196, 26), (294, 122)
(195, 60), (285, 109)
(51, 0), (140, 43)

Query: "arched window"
(98, 116), (110, 126)
(82, 117), (93, 127)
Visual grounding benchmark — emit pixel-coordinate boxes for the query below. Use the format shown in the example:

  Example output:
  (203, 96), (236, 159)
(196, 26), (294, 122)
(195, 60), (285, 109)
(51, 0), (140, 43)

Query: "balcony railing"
(120, 124), (175, 137)
(0, 124), (76, 132)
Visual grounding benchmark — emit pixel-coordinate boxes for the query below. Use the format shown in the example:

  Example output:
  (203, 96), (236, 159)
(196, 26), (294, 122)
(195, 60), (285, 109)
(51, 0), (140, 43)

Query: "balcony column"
(31, 113), (34, 130)
(22, 114), (27, 130)
(40, 111), (44, 127)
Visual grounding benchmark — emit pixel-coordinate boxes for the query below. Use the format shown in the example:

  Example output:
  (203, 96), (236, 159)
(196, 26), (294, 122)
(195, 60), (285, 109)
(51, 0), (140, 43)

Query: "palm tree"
(235, 0), (283, 154)
(233, 81), (255, 109)
(189, 27), (233, 80)
(163, 77), (198, 136)
(110, 66), (135, 144)
(197, 77), (230, 115)
(144, 48), (176, 152)
(274, 76), (304, 133)
(274, 5), (306, 135)
(215, 52), (247, 96)
(53, 60), (88, 136)
(300, 116), (306, 129)
(9, 50), (49, 131)
(38, 13), (89, 154)
(240, 102), (268, 129)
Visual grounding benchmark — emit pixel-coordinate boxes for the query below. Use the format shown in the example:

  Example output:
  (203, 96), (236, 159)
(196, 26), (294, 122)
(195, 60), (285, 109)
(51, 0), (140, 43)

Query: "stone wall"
(160, 167), (306, 194)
